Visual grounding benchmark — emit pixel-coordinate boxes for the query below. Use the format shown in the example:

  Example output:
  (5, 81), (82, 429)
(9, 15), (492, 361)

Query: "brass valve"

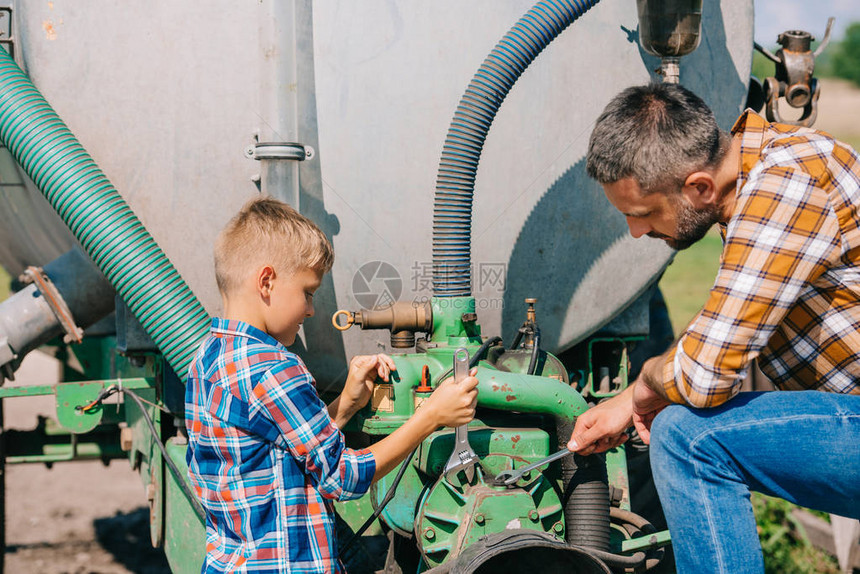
(522, 298), (538, 349)
(332, 300), (432, 348)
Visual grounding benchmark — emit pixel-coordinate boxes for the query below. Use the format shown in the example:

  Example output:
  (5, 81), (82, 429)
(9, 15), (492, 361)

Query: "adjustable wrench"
(443, 348), (480, 483)
(492, 447), (575, 486)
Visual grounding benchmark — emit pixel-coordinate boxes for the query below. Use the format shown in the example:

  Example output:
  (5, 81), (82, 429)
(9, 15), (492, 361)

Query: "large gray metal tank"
(0, 1), (752, 389)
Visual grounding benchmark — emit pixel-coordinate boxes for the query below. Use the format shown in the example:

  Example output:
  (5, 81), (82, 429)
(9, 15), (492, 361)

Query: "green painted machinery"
(330, 295), (660, 572)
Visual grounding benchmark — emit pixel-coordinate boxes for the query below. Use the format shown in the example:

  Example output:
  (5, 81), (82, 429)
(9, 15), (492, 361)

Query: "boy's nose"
(306, 303), (315, 318)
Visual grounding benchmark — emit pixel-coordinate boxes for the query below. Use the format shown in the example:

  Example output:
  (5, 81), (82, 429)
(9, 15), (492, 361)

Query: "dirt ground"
(4, 78), (860, 574)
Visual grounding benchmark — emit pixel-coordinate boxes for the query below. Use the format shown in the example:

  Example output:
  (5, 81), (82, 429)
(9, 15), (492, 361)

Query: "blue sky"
(755, 0), (860, 45)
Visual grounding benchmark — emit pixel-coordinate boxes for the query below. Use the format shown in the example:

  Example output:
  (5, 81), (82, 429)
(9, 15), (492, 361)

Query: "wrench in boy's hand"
(443, 348), (479, 483)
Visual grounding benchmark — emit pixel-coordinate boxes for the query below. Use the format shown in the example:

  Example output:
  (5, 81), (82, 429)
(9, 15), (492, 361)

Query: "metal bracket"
(0, 6), (14, 61)
(754, 17), (834, 127)
(0, 335), (15, 383)
(245, 141), (315, 161)
(21, 266), (84, 344)
(764, 76), (820, 127)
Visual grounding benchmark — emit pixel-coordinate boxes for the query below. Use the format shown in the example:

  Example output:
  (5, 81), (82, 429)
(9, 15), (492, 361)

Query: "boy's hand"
(342, 354), (397, 410)
(421, 368), (479, 427)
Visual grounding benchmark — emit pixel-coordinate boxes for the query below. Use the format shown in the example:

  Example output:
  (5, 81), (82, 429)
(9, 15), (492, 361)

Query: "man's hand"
(567, 353), (676, 454)
(632, 377), (671, 444)
(567, 385), (634, 456)
(628, 355), (672, 444)
(342, 354), (397, 411)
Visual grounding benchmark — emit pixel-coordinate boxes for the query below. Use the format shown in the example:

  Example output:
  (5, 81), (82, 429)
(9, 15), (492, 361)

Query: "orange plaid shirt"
(664, 110), (860, 407)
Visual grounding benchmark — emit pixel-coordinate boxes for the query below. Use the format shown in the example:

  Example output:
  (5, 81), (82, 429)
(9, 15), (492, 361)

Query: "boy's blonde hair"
(214, 197), (334, 298)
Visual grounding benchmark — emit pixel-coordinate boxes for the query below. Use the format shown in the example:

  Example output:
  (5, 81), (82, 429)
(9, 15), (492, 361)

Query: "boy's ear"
(257, 265), (276, 298)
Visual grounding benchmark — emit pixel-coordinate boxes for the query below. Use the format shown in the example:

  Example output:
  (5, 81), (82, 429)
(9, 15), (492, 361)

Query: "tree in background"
(830, 22), (860, 86)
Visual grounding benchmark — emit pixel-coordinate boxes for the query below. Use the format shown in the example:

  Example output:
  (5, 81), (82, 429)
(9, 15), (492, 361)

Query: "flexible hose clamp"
(20, 266), (83, 344)
(247, 142), (315, 161)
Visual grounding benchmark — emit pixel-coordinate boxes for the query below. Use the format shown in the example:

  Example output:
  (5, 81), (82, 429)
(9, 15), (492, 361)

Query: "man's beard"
(648, 199), (720, 251)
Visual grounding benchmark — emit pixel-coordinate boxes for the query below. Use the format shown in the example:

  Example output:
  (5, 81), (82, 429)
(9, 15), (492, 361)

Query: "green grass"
(0, 266), (8, 302)
(658, 228), (723, 332)
(658, 230), (840, 573)
(754, 496), (840, 574)
(835, 133), (860, 151)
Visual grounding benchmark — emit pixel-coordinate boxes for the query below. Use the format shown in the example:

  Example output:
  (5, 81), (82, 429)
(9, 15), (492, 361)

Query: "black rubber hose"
(609, 507), (665, 571)
(610, 507), (653, 530)
(557, 428), (611, 551)
(586, 547), (647, 569)
(340, 446), (419, 553)
(565, 454), (611, 550)
(436, 336), (503, 383)
(527, 329), (541, 375)
(509, 329), (524, 351)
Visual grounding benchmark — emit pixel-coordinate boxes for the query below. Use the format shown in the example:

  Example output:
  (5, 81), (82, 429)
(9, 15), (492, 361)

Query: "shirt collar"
(210, 317), (286, 351)
(731, 108), (769, 193)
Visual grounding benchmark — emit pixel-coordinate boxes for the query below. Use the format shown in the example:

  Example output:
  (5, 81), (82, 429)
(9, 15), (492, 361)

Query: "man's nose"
(626, 217), (650, 239)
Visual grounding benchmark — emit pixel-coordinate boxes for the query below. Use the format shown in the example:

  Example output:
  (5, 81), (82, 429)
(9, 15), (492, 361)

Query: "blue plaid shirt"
(185, 318), (376, 573)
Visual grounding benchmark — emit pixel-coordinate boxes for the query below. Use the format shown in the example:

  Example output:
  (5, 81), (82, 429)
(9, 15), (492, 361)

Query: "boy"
(185, 197), (479, 573)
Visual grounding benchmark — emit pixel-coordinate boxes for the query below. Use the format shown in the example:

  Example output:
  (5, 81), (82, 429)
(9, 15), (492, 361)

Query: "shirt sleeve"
(664, 138), (842, 407)
(248, 359), (376, 501)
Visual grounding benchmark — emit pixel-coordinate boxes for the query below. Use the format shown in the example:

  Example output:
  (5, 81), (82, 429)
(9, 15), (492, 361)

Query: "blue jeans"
(649, 391), (860, 574)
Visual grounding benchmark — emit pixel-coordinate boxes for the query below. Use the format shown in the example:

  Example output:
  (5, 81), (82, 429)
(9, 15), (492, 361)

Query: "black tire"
(0, 397), (6, 574)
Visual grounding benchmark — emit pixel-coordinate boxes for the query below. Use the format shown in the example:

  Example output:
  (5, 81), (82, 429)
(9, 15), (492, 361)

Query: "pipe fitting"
(0, 247), (115, 384)
(333, 300), (432, 348)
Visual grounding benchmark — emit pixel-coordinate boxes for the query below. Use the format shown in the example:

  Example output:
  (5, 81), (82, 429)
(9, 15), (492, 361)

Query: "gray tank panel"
(0, 1), (752, 387)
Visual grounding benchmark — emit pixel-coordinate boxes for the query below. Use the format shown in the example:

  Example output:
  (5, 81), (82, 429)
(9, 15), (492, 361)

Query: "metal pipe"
(256, 0), (305, 208)
(0, 247), (114, 382)
(474, 365), (588, 423)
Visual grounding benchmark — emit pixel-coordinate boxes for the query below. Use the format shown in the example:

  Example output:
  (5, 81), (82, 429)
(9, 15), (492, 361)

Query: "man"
(568, 83), (860, 573)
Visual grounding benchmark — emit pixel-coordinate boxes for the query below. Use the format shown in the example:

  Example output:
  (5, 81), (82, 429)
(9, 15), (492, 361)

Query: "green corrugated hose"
(0, 48), (210, 378)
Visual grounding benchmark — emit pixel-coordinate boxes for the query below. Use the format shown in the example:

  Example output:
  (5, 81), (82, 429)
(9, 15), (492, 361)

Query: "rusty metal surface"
(757, 18), (834, 127)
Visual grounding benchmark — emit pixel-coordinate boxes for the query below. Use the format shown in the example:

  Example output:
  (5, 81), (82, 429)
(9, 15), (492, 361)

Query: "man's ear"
(681, 171), (718, 208)
(257, 265), (276, 298)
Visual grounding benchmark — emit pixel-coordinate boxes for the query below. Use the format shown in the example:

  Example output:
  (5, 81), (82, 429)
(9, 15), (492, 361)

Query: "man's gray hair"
(586, 83), (730, 195)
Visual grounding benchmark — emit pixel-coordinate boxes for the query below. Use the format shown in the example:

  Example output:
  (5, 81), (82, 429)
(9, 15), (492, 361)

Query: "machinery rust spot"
(505, 394), (516, 402)
(511, 435), (520, 443)
(43, 20), (57, 41)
